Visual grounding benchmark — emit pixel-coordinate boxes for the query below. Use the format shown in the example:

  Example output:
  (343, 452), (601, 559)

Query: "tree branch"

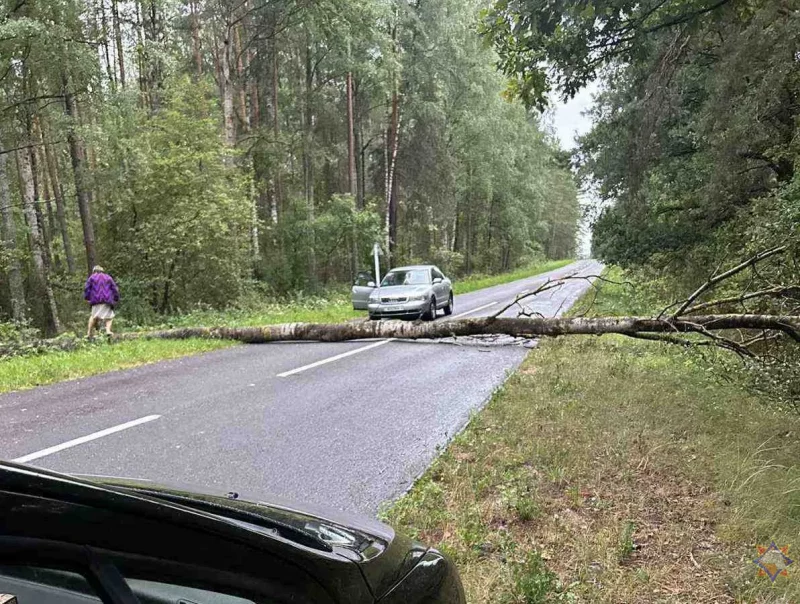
(672, 246), (787, 317)
(685, 286), (800, 314)
(490, 273), (631, 318)
(623, 332), (716, 347)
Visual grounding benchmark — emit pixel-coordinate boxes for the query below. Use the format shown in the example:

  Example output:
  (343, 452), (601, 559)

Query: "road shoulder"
(384, 294), (799, 602)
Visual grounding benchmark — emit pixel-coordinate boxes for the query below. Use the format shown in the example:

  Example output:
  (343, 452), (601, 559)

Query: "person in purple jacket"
(84, 265), (120, 339)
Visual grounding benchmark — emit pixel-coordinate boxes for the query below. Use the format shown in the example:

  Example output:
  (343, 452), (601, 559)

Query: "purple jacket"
(84, 273), (120, 306)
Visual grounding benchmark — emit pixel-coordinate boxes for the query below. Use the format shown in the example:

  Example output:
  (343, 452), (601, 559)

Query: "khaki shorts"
(90, 304), (115, 320)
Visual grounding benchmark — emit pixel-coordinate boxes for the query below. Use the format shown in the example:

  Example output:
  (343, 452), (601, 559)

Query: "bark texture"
(3, 313), (799, 360)
(63, 75), (97, 273)
(17, 148), (61, 333)
(113, 314), (800, 345)
(0, 141), (27, 322)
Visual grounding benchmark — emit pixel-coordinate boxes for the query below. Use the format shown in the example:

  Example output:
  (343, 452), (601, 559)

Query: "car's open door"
(351, 271), (375, 310)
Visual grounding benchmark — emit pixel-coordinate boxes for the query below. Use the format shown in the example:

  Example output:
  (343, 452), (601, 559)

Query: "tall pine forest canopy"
(0, 0), (581, 334)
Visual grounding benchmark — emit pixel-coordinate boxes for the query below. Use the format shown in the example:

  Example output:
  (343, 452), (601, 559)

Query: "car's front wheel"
(425, 298), (437, 321)
(443, 293), (453, 316)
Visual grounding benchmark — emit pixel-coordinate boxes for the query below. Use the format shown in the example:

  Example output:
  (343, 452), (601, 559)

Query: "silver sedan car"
(352, 265), (453, 320)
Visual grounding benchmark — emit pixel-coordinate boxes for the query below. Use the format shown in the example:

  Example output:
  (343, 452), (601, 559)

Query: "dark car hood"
(76, 474), (427, 599)
(75, 474), (392, 556)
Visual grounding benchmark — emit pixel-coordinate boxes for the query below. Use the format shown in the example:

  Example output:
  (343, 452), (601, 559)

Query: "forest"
(0, 0), (580, 335)
(484, 0), (798, 300)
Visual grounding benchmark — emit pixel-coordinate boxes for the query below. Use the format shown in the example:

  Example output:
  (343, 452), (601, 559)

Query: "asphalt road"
(0, 259), (602, 516)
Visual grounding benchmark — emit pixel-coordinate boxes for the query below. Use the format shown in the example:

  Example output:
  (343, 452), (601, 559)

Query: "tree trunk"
(347, 72), (356, 195)
(250, 175), (259, 264)
(17, 148), (61, 334)
(143, 0), (164, 111)
(99, 0), (116, 88)
(7, 311), (799, 360)
(63, 74), (97, 273)
(464, 166), (472, 273)
(160, 258), (177, 314)
(220, 32), (236, 151)
(229, 23), (256, 264)
(354, 78), (365, 210)
(452, 200), (460, 254)
(134, 0), (147, 105)
(304, 31), (316, 281)
(29, 142), (55, 272)
(24, 114), (55, 272)
(112, 0), (126, 87)
(486, 194), (496, 272)
(271, 41), (280, 224)
(248, 49), (259, 129)
(42, 133), (75, 273)
(114, 313), (800, 345)
(383, 122), (389, 245)
(39, 150), (58, 253)
(347, 71), (357, 277)
(385, 91), (400, 264)
(189, 0), (202, 77)
(389, 152), (399, 262)
(32, 117), (58, 256)
(0, 140), (27, 322)
(234, 24), (249, 133)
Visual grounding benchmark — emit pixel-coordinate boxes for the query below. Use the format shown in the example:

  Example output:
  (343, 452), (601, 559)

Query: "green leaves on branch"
(481, 0), (737, 109)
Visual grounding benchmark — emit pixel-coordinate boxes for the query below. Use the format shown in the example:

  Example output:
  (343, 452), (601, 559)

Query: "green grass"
(383, 267), (800, 602)
(138, 301), (361, 330)
(453, 259), (574, 295)
(0, 339), (234, 395)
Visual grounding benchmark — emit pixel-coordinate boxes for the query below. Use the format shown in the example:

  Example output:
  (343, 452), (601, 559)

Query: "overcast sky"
(549, 80), (599, 151)
(547, 81), (600, 257)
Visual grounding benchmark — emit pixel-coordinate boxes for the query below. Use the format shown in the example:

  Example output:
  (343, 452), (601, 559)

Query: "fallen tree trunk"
(114, 314), (800, 345)
(1, 314), (797, 360)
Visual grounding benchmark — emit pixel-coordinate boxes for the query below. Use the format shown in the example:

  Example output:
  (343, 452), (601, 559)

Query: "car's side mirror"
(432, 277), (443, 284)
(368, 281), (376, 288)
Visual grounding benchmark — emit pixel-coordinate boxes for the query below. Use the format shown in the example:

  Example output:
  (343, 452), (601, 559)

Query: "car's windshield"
(381, 270), (430, 287)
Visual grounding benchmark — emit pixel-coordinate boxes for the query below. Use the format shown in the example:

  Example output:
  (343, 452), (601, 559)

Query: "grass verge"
(453, 260), (574, 295)
(0, 339), (234, 395)
(135, 299), (361, 330)
(384, 269), (800, 602)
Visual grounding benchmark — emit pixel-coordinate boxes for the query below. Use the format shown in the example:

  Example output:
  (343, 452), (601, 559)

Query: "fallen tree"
(115, 246), (800, 358)
(115, 313), (800, 353)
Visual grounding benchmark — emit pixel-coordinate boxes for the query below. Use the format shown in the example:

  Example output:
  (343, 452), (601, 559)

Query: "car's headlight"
(408, 294), (427, 301)
(369, 292), (380, 301)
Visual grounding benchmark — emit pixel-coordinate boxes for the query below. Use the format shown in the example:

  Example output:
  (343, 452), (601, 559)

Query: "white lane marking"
(277, 300), (498, 377)
(277, 339), (394, 377)
(452, 301), (497, 318)
(12, 415), (162, 464)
